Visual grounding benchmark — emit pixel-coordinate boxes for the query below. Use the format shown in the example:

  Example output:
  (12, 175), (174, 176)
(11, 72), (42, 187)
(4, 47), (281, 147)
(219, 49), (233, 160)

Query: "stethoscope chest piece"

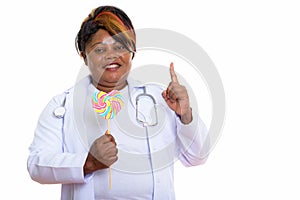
(53, 106), (66, 118)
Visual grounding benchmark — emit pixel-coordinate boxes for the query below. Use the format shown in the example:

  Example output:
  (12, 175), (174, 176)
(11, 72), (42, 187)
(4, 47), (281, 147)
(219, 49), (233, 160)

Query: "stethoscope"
(53, 84), (158, 187)
(53, 94), (67, 119)
(134, 86), (158, 127)
(53, 85), (159, 127)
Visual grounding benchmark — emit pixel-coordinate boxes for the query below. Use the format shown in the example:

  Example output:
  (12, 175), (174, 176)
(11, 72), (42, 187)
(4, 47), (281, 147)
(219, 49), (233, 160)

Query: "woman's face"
(84, 29), (133, 92)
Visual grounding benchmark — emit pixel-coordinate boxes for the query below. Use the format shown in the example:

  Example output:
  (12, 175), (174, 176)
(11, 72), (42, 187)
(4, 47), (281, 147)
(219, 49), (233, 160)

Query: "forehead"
(89, 29), (117, 46)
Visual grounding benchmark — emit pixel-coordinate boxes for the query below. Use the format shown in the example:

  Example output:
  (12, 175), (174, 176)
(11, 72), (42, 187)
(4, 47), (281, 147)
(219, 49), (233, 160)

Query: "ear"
(80, 51), (88, 66)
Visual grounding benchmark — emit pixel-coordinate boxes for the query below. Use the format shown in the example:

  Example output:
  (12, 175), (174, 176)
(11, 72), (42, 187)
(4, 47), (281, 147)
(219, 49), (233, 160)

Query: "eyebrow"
(90, 41), (118, 48)
(90, 42), (105, 48)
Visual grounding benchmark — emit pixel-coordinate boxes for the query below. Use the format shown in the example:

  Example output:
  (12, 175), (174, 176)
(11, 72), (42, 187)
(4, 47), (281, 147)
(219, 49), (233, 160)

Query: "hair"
(75, 5), (136, 57)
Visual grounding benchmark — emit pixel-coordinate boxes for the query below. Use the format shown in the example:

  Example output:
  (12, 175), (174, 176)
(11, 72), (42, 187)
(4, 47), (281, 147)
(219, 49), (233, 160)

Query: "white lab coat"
(27, 75), (209, 200)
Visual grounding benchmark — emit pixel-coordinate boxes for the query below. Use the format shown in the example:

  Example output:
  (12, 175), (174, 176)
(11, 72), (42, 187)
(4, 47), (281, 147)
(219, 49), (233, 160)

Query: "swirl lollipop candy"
(92, 90), (124, 120)
(92, 89), (124, 189)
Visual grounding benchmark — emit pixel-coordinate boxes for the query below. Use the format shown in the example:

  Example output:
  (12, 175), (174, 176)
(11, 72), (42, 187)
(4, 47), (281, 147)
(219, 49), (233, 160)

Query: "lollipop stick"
(108, 166), (112, 189)
(106, 119), (112, 189)
(107, 119), (111, 135)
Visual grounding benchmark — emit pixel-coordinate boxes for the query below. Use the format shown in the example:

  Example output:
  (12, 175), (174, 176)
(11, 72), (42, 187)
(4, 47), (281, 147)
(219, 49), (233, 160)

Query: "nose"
(104, 48), (119, 60)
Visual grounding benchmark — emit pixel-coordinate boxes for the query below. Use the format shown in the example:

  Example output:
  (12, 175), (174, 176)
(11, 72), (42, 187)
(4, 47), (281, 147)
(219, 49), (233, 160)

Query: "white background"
(1, 0), (299, 199)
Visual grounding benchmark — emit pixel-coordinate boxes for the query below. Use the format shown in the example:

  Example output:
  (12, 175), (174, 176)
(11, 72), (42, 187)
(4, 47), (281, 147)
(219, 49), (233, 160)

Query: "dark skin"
(162, 62), (193, 124)
(84, 131), (117, 175)
(83, 29), (133, 93)
(83, 29), (192, 175)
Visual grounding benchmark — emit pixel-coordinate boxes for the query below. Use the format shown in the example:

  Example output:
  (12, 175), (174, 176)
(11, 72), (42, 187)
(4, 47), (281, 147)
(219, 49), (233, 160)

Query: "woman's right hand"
(84, 131), (118, 175)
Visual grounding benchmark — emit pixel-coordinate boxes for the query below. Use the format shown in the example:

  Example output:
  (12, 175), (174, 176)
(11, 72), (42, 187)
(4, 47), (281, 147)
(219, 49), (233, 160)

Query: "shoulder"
(142, 83), (166, 96)
(50, 75), (92, 106)
(129, 78), (165, 92)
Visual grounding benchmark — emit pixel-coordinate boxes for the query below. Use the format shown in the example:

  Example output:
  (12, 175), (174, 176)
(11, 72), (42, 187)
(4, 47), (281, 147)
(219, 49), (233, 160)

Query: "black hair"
(75, 5), (136, 56)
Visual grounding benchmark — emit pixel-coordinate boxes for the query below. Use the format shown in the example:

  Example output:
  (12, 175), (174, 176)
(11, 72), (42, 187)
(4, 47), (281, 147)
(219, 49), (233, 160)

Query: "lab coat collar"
(127, 74), (144, 91)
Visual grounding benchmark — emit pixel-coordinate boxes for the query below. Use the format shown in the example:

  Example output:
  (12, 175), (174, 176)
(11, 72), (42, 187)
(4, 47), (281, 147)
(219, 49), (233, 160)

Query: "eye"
(115, 44), (126, 51)
(94, 47), (105, 53)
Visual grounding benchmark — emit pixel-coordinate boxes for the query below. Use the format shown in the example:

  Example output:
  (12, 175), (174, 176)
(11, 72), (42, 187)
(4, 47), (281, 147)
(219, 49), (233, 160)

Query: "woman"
(27, 5), (209, 200)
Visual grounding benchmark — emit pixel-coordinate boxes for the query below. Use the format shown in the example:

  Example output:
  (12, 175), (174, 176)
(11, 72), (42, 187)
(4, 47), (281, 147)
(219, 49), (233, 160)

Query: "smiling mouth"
(104, 63), (120, 71)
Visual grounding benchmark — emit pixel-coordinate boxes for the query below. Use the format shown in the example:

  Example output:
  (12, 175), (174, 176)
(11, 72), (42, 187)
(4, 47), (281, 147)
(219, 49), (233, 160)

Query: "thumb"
(162, 90), (167, 100)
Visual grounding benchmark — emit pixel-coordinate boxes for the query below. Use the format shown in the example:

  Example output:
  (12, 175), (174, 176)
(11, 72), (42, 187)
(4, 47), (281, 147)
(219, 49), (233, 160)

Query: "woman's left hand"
(162, 62), (192, 124)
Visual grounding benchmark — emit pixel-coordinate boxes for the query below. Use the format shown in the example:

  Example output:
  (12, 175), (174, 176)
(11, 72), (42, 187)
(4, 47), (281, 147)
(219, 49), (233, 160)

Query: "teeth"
(106, 64), (119, 69)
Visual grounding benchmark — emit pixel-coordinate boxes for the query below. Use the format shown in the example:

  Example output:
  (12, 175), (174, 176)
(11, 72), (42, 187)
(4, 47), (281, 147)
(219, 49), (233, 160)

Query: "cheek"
(121, 53), (133, 66)
(86, 57), (105, 79)
(86, 56), (104, 68)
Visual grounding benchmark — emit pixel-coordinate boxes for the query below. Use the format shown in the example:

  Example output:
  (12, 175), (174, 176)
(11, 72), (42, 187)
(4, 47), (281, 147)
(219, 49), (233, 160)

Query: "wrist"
(83, 153), (96, 175)
(83, 153), (107, 176)
(177, 107), (193, 124)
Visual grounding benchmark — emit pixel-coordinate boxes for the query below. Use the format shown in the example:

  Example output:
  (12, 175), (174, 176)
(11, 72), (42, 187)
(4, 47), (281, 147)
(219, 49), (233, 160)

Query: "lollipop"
(92, 90), (124, 120)
(92, 89), (124, 189)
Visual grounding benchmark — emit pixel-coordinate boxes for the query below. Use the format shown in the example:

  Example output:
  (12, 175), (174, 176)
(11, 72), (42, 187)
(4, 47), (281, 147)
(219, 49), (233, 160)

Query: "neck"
(93, 81), (127, 93)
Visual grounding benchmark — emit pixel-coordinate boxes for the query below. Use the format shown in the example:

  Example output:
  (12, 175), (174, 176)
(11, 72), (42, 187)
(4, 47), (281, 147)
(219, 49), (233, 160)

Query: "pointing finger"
(170, 62), (179, 83)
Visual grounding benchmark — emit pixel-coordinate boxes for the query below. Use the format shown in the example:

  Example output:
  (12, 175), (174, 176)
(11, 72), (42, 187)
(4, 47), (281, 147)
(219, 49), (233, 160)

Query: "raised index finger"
(170, 62), (179, 83)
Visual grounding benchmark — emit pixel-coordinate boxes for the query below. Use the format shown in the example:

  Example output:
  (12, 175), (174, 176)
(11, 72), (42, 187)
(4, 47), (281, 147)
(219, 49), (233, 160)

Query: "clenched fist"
(84, 131), (118, 175)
